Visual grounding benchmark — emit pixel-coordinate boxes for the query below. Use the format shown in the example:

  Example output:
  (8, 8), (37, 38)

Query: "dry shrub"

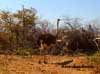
(65, 29), (98, 55)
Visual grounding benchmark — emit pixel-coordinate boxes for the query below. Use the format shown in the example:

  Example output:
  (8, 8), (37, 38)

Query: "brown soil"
(0, 55), (98, 74)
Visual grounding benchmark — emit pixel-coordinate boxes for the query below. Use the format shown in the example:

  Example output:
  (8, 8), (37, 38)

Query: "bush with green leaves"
(87, 51), (100, 65)
(14, 48), (33, 56)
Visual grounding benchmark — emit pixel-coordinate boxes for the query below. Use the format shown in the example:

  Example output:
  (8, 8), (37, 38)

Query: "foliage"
(86, 51), (100, 74)
(0, 7), (99, 55)
(14, 48), (33, 56)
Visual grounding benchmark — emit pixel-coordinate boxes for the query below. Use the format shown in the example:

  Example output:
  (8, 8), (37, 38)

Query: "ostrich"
(37, 18), (61, 54)
(37, 18), (62, 64)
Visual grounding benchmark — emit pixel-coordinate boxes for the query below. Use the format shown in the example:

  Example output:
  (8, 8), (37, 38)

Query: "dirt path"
(0, 55), (96, 74)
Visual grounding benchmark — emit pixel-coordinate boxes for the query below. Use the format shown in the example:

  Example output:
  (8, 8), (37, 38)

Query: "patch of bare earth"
(0, 55), (98, 74)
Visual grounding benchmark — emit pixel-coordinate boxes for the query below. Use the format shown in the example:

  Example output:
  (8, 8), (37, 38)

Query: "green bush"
(15, 48), (33, 56)
(87, 51), (100, 65)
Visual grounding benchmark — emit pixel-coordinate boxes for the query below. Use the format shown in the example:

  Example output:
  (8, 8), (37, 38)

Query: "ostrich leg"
(93, 37), (100, 51)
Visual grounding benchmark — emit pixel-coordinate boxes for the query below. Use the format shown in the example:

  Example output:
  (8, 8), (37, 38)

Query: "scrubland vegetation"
(0, 7), (100, 74)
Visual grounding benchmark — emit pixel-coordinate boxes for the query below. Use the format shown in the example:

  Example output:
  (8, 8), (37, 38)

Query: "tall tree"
(13, 6), (37, 47)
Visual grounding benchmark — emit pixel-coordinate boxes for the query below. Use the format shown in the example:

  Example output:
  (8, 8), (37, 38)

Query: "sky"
(0, 0), (100, 21)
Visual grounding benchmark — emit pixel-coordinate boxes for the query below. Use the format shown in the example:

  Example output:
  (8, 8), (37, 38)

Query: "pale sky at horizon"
(0, 0), (100, 21)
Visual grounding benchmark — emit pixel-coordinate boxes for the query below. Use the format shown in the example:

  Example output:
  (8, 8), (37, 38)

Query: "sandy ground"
(0, 55), (98, 74)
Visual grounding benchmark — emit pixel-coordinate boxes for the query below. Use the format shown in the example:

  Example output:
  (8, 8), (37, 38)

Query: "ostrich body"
(37, 33), (56, 50)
